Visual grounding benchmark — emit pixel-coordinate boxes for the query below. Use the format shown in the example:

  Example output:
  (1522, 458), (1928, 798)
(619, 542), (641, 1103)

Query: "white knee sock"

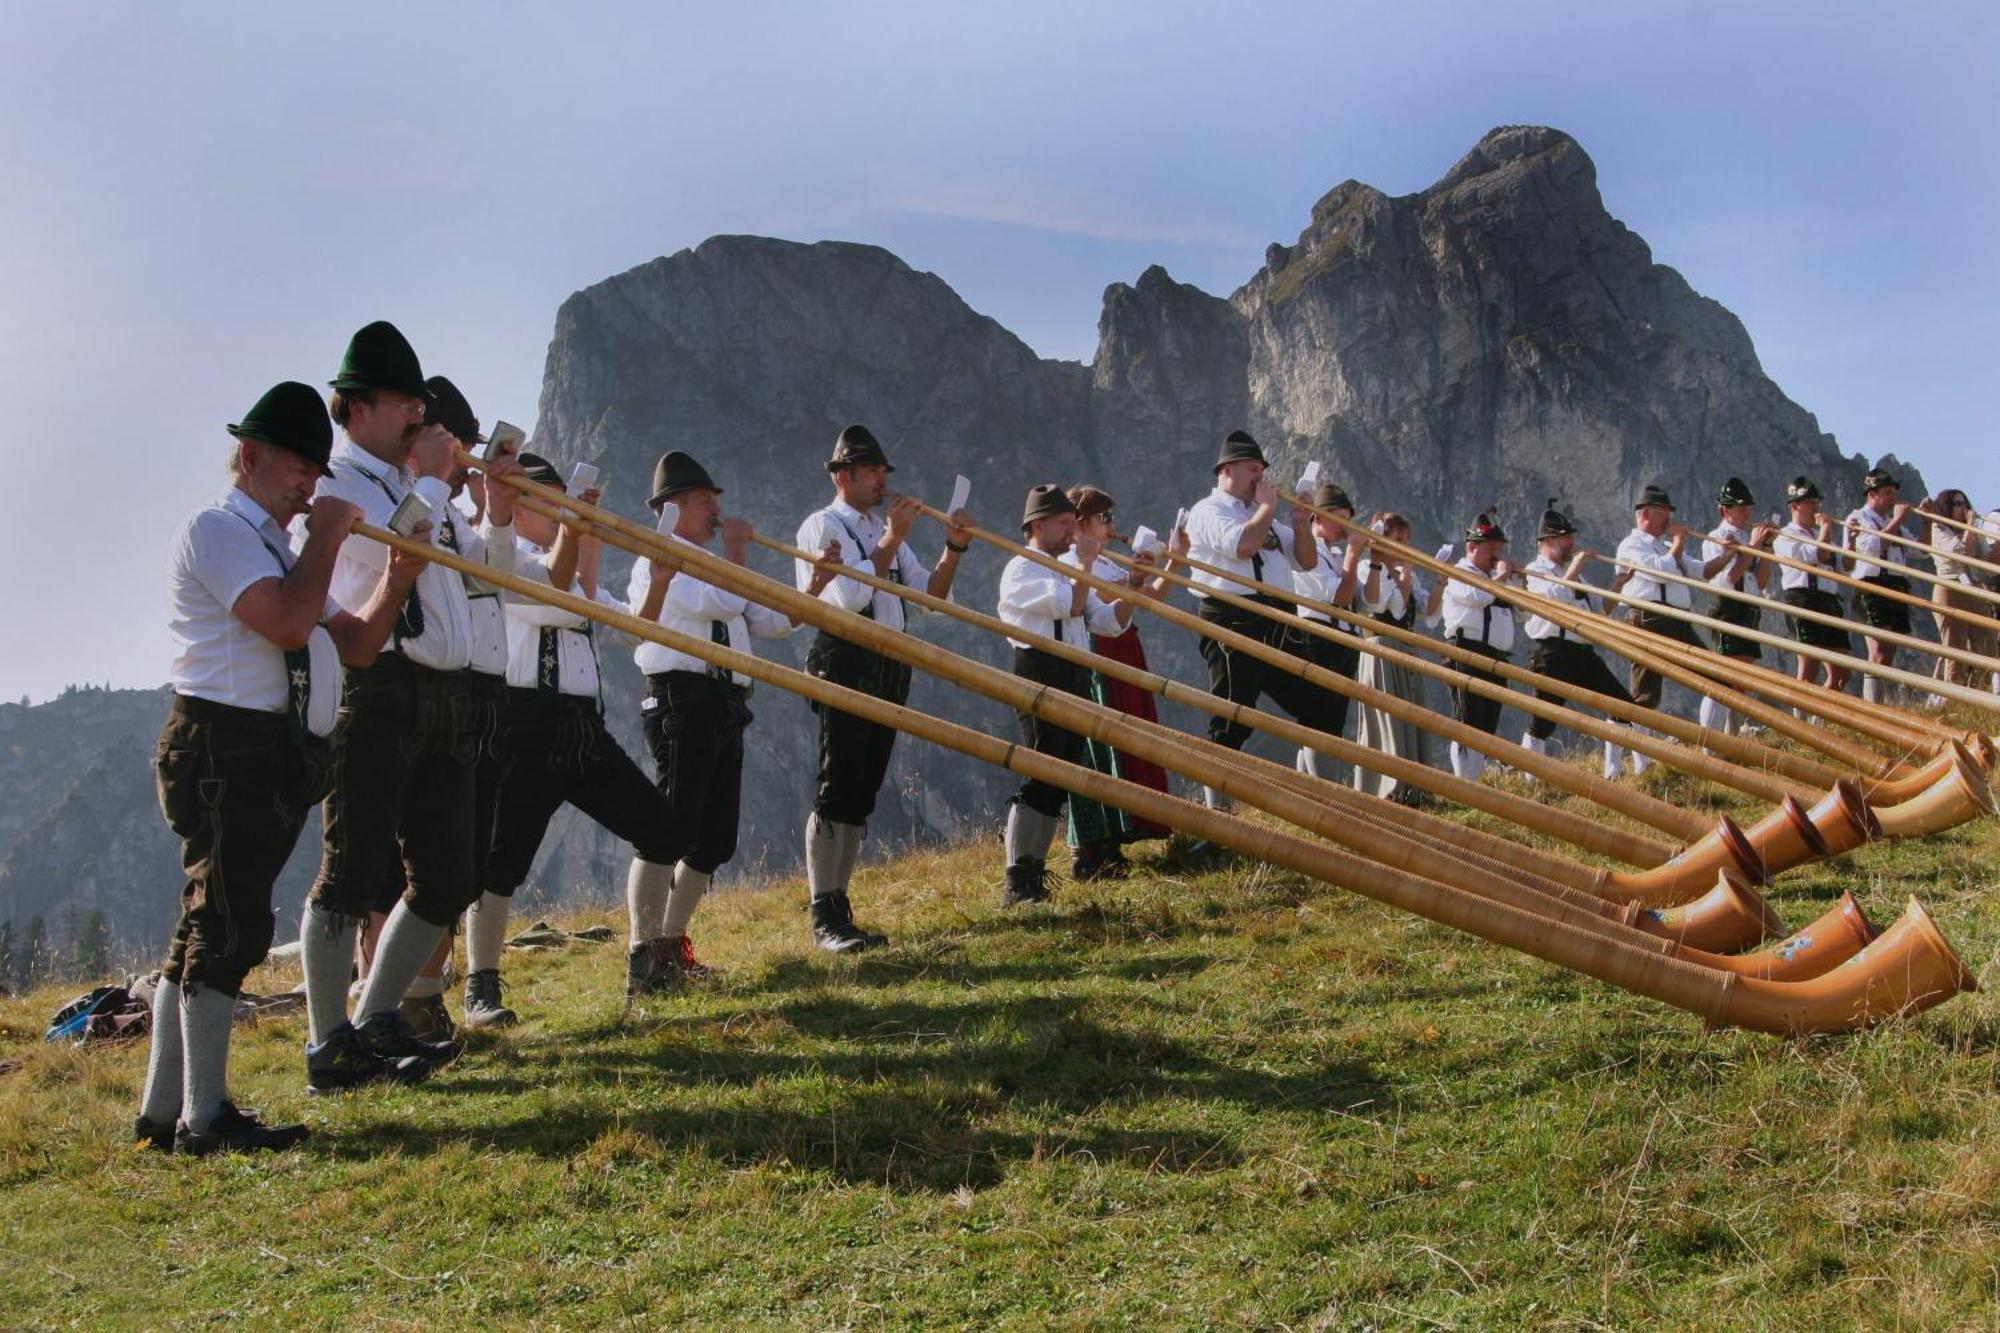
(466, 891), (512, 973)
(805, 813), (841, 901)
(662, 863), (711, 939)
(834, 821), (864, 888)
(179, 983), (235, 1134)
(626, 858), (673, 946)
(300, 902), (359, 1045)
(1862, 674), (1880, 704)
(1203, 786), (1232, 811)
(1698, 697), (1733, 735)
(1448, 742), (1486, 782)
(138, 978), (184, 1124)
(1005, 805), (1058, 867)
(1629, 729), (1654, 775)
(355, 903), (447, 1023)
(1602, 743), (1626, 780)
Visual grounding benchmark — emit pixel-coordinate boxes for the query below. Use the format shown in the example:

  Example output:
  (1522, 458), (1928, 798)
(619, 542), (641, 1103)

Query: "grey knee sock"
(805, 813), (842, 901)
(663, 863), (711, 939)
(627, 858), (673, 946)
(465, 891), (512, 974)
(138, 978), (184, 1124)
(833, 820), (864, 888)
(1862, 674), (1881, 704)
(1006, 805), (1058, 866)
(300, 902), (359, 1046)
(1202, 786), (1231, 812)
(355, 903), (446, 1023)
(180, 984), (235, 1134)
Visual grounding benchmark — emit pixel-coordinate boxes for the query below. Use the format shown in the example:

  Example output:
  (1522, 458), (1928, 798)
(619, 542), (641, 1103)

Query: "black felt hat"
(1786, 476), (1823, 503)
(423, 375), (481, 444)
(1463, 513), (1508, 544)
(1716, 476), (1755, 508)
(1311, 482), (1354, 513)
(518, 451), (564, 489)
(649, 450), (721, 510)
(228, 381), (334, 476)
(1536, 500), (1576, 540)
(1635, 484), (1676, 512)
(329, 320), (430, 399)
(1213, 430), (1266, 472)
(1021, 483), (1078, 530)
(826, 424), (893, 473)
(1863, 467), (1900, 493)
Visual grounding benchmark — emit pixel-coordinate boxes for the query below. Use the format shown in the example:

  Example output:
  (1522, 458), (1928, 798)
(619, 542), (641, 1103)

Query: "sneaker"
(133, 1114), (174, 1152)
(1003, 862), (1055, 908)
(462, 969), (518, 1028)
(398, 993), (456, 1041)
(810, 892), (883, 953)
(669, 935), (717, 982)
(306, 1022), (431, 1095)
(627, 938), (674, 997)
(356, 1011), (462, 1068)
(175, 1102), (311, 1156)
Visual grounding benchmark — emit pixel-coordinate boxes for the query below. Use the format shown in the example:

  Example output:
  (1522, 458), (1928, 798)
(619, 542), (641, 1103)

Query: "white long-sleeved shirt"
(1185, 486), (1304, 597)
(1845, 505), (1909, 581)
(1774, 522), (1841, 593)
(1440, 557), (1516, 652)
(1702, 519), (1754, 592)
(793, 498), (929, 634)
(313, 440), (515, 673)
(501, 542), (602, 697)
(1614, 528), (1700, 609)
(1522, 554), (1591, 642)
(1930, 525), (1986, 585)
(1355, 558), (1436, 629)
(629, 536), (794, 685)
(1292, 536), (1353, 624)
(167, 486), (341, 735)
(998, 552), (1125, 650)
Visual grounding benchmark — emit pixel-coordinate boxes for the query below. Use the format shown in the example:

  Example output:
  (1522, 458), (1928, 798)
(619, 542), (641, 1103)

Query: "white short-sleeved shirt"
(629, 535), (793, 685)
(998, 551), (1124, 649)
(1185, 486), (1302, 597)
(794, 498), (929, 633)
(168, 486), (341, 734)
(501, 542), (602, 697)
(1522, 554), (1589, 641)
(1845, 505), (1908, 581)
(1703, 519), (1753, 591)
(1292, 536), (1352, 624)
(1356, 558), (1435, 628)
(1440, 557), (1515, 652)
(1775, 522), (1840, 592)
(1615, 528), (1700, 609)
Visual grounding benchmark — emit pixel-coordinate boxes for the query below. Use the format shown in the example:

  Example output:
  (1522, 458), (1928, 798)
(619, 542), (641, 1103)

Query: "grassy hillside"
(2, 745), (1997, 1328)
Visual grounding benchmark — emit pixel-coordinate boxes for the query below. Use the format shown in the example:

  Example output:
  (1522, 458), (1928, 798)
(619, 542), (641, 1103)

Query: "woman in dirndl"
(1057, 485), (1183, 879)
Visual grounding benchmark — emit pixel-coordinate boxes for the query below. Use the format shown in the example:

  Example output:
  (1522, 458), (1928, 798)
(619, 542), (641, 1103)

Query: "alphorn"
(353, 516), (1974, 1034)
(1910, 504), (1999, 541)
(1834, 518), (2000, 592)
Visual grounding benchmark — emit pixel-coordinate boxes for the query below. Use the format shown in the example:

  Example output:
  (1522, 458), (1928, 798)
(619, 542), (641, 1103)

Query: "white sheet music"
(655, 501), (679, 535)
(948, 474), (971, 515)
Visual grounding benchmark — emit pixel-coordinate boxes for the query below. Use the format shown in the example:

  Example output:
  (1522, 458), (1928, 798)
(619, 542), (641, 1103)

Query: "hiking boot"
(175, 1103), (311, 1157)
(356, 1010), (462, 1069)
(398, 993), (456, 1041)
(627, 938), (674, 997)
(810, 891), (884, 953)
(306, 1022), (431, 1095)
(463, 969), (517, 1028)
(1071, 842), (1129, 883)
(133, 1114), (174, 1152)
(1003, 862), (1054, 908)
(668, 935), (717, 982)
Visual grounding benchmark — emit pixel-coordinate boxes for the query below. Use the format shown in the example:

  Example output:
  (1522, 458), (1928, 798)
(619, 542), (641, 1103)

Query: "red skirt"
(1076, 625), (1171, 841)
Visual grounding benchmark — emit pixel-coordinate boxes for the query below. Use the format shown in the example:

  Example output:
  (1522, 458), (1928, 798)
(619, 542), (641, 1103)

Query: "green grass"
(3, 725), (1998, 1329)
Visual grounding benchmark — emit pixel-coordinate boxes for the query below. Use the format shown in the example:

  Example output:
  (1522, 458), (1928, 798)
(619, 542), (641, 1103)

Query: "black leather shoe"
(176, 1103), (311, 1156)
(463, 968), (518, 1027)
(306, 1022), (431, 1095)
(1003, 862), (1054, 907)
(133, 1114), (174, 1151)
(398, 993), (456, 1041)
(810, 892), (882, 952)
(356, 1011), (462, 1068)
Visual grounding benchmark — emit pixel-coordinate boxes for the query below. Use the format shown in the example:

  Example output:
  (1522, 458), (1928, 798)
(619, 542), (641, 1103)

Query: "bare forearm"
(335, 569), (415, 666)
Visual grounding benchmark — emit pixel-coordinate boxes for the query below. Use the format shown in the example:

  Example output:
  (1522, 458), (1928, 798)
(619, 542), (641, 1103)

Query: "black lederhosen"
(158, 695), (334, 995)
(1527, 635), (1635, 741)
(1011, 645), (1095, 818)
(642, 670), (753, 876)
(370, 668), (512, 914)
(312, 653), (479, 928)
(1708, 588), (1762, 659)
(1196, 597), (1348, 750)
(1783, 587), (1854, 654)
(1447, 633), (1509, 736)
(1858, 573), (1914, 637)
(481, 688), (681, 897)
(806, 631), (915, 827)
(1627, 607), (1706, 711)
(1299, 620), (1360, 741)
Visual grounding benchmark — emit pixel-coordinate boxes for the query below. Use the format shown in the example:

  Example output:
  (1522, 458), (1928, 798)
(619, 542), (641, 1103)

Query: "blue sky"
(1, 1), (1993, 702)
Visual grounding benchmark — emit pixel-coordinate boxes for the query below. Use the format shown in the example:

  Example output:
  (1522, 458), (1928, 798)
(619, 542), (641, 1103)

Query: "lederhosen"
(1298, 551), (1360, 741)
(806, 512), (916, 827)
(1526, 602), (1633, 741)
(1781, 545), (1853, 655)
(1857, 554), (1914, 637)
(1011, 616), (1096, 819)
(1626, 565), (1705, 712)
(311, 466), (479, 928)
(482, 616), (682, 898)
(159, 519), (335, 995)
(642, 616), (756, 877)
(1197, 537), (1346, 751)
(1708, 537), (1761, 660)
(1446, 595), (1509, 737)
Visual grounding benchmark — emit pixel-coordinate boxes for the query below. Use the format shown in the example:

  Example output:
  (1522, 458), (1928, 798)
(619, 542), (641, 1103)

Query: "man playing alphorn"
(1697, 477), (1776, 737)
(1772, 477), (1854, 693)
(1438, 514), (1517, 783)
(1612, 484), (1710, 769)
(793, 426), (972, 952)
(138, 382), (425, 1150)
(1288, 481), (1368, 781)
(1843, 467), (1928, 704)
(1519, 503), (1636, 778)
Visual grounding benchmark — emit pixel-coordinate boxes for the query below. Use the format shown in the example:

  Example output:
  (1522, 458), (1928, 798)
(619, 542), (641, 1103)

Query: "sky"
(0, 1), (1993, 703)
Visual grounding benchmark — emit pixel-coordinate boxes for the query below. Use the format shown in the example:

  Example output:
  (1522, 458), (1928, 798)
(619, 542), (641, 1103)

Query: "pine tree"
(21, 916), (49, 988)
(74, 910), (111, 979)
(0, 920), (14, 990)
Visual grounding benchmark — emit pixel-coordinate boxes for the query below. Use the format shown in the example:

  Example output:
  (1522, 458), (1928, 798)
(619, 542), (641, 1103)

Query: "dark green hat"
(518, 451), (564, 489)
(1786, 476), (1823, 503)
(1717, 476), (1755, 507)
(1021, 483), (1077, 530)
(1464, 512), (1507, 544)
(649, 450), (721, 511)
(1863, 467), (1900, 493)
(1635, 483), (1675, 512)
(329, 320), (430, 399)
(826, 424), (893, 473)
(1214, 429), (1266, 472)
(423, 375), (481, 443)
(1311, 481), (1353, 513)
(228, 381), (334, 476)
(1537, 500), (1576, 540)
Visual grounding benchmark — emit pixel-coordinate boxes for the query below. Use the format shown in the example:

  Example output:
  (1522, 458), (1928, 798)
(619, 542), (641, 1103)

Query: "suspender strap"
(229, 510), (314, 743)
(352, 463), (424, 642)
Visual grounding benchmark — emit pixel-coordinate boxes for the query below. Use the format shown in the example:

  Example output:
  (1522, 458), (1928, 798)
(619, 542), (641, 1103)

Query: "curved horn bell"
(1630, 871), (1785, 953)
(1746, 781), (1882, 877)
(1673, 893), (1877, 982)
(1871, 742), (1998, 839)
(1864, 741), (1970, 806)
(1710, 897), (1978, 1034)
(1603, 815), (1767, 904)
